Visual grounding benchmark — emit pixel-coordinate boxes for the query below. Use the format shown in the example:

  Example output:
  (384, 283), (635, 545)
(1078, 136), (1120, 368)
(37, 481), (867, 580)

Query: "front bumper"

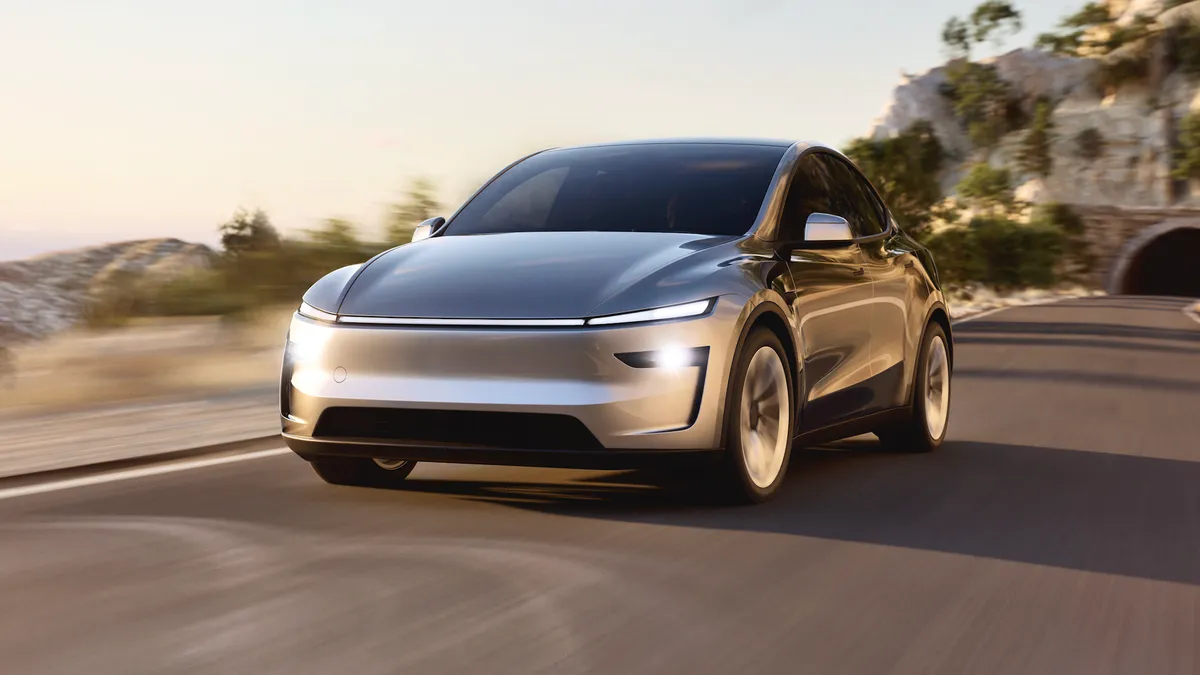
(280, 298), (743, 466)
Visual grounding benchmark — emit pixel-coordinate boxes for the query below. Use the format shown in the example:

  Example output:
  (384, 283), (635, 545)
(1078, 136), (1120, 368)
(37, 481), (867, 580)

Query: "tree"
(844, 120), (946, 235)
(386, 178), (441, 245)
(219, 207), (280, 257)
(956, 162), (1014, 214)
(969, 1), (1023, 46)
(1017, 99), (1056, 178)
(943, 1), (1022, 58)
(944, 61), (1020, 151)
(942, 17), (972, 57)
(1061, 1), (1111, 30)
(1035, 31), (1083, 55)
(306, 218), (363, 252)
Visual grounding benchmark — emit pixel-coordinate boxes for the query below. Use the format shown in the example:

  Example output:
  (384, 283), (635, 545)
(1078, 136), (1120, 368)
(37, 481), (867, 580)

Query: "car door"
(823, 155), (913, 412)
(775, 153), (876, 432)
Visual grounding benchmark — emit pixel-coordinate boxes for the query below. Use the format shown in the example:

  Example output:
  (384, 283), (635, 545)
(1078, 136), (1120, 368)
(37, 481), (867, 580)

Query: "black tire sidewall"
(311, 457), (416, 488)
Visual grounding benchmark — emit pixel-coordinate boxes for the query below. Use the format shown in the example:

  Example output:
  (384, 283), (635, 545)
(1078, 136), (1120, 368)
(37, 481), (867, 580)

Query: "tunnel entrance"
(1114, 225), (1200, 297)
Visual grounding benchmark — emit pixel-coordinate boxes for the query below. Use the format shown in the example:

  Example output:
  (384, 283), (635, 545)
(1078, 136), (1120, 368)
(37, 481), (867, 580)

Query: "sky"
(0, 0), (1084, 259)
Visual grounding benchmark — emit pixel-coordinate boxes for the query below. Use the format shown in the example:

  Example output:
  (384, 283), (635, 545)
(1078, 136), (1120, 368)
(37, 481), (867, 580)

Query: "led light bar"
(298, 302), (337, 322)
(586, 299), (714, 326)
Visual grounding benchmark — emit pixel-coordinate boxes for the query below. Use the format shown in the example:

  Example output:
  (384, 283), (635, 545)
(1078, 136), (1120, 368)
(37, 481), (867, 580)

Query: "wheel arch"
(717, 298), (805, 449)
(926, 303), (953, 368)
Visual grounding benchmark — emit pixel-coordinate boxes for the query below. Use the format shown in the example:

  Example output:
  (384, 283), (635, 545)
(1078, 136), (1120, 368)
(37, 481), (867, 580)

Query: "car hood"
(337, 231), (734, 319)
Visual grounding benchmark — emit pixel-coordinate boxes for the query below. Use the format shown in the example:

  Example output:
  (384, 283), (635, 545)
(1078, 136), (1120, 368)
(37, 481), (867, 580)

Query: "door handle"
(853, 267), (866, 277)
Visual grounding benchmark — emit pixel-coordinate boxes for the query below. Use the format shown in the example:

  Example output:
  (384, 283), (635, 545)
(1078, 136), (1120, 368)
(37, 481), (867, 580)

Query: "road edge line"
(952, 294), (1084, 325)
(0, 434), (284, 492)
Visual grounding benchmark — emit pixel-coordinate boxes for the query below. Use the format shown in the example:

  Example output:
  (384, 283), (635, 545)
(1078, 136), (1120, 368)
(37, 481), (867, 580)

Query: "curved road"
(1, 296), (1197, 675)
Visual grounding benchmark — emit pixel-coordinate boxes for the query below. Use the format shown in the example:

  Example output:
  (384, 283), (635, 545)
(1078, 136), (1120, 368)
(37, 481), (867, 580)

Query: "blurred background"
(7, 0), (1200, 414)
(9, 0), (1200, 415)
(1, 1), (1199, 673)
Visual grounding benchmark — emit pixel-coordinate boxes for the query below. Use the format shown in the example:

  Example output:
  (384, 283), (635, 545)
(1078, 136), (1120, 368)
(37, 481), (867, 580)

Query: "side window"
(777, 155), (833, 242)
(820, 155), (886, 237)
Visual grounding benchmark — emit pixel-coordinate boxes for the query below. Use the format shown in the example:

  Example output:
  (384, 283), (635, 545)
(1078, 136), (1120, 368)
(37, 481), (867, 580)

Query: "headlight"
(286, 311), (334, 362)
(297, 301), (337, 322)
(587, 299), (714, 327)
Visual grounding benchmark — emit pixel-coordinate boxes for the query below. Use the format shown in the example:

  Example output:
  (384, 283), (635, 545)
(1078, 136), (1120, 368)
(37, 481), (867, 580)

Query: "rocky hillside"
(867, 0), (1200, 208)
(0, 239), (213, 346)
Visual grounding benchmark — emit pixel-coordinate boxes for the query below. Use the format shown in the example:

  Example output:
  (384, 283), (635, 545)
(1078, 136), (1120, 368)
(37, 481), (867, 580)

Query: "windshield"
(445, 143), (787, 237)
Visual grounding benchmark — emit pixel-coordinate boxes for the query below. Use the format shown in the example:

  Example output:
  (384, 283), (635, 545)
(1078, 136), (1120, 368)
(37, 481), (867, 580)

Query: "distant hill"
(0, 239), (213, 346)
(867, 0), (1200, 208)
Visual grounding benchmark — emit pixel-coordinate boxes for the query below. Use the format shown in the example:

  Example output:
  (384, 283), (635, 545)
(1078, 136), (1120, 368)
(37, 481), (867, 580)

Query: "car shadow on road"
(399, 439), (1200, 586)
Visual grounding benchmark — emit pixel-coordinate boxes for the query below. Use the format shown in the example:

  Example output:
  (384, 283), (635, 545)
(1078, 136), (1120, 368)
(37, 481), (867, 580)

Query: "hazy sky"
(1, 0), (1082, 259)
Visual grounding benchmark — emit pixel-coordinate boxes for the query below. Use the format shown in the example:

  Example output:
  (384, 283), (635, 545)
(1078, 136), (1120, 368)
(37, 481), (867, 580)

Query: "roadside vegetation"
(83, 179), (442, 325)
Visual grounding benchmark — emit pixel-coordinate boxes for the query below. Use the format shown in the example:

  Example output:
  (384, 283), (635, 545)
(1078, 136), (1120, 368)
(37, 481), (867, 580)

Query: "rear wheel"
(310, 457), (418, 488)
(711, 327), (794, 503)
(875, 322), (951, 453)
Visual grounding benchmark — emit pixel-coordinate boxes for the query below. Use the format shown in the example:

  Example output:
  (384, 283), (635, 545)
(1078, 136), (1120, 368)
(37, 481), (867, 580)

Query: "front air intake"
(313, 407), (604, 451)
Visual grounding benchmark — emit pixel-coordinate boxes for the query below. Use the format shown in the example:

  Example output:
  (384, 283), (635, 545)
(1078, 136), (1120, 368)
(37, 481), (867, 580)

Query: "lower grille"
(313, 407), (604, 451)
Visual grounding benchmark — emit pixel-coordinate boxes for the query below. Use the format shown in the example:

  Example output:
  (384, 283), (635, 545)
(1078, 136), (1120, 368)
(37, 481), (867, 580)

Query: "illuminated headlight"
(587, 299), (714, 326)
(616, 346), (709, 369)
(286, 310), (334, 362)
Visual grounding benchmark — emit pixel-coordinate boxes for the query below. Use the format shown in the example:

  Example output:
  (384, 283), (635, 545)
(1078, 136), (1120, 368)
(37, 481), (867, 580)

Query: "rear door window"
(777, 154), (835, 242)
(819, 154), (886, 237)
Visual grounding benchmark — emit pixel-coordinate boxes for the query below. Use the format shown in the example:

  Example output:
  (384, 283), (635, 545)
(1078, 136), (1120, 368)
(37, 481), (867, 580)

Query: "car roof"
(551, 137), (816, 151)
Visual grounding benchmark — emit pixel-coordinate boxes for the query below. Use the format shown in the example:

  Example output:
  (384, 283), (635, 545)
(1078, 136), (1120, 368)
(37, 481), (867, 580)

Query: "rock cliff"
(866, 0), (1200, 208)
(0, 239), (213, 346)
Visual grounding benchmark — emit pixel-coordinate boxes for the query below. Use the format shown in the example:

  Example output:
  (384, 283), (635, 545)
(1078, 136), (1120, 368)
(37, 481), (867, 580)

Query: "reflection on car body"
(281, 138), (953, 503)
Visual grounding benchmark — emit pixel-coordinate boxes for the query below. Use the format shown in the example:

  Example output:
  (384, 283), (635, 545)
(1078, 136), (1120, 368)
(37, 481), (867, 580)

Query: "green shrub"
(942, 61), (1025, 151)
(844, 120), (946, 234)
(1017, 99), (1056, 178)
(1035, 31), (1084, 55)
(924, 227), (984, 286)
(82, 269), (147, 328)
(957, 163), (1014, 214)
(1169, 18), (1200, 78)
(1075, 127), (1106, 160)
(972, 217), (1065, 288)
(1032, 202), (1095, 280)
(1094, 51), (1152, 92)
(1173, 110), (1200, 180)
(924, 216), (1067, 289)
(150, 268), (247, 317)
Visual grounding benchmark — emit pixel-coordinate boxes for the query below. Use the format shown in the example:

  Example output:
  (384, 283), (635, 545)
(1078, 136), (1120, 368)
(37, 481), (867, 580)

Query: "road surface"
(1, 296), (1197, 675)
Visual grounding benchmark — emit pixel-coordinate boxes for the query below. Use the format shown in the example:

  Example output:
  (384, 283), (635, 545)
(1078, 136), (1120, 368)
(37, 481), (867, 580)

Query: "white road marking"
(0, 448), (292, 501)
(953, 296), (1082, 324)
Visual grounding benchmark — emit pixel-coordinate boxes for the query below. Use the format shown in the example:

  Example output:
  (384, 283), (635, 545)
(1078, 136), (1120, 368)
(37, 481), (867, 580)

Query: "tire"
(310, 457), (417, 488)
(875, 322), (951, 453)
(711, 327), (796, 503)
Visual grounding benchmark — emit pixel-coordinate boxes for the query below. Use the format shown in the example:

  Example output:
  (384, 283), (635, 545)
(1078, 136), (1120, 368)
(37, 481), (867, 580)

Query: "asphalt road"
(2, 296), (1198, 675)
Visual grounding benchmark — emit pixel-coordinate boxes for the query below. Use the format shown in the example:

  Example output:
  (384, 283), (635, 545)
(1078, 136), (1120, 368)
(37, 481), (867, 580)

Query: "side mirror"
(802, 213), (854, 247)
(411, 216), (446, 243)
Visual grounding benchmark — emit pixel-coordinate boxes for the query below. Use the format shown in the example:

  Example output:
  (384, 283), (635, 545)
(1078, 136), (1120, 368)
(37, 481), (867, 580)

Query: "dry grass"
(0, 307), (294, 417)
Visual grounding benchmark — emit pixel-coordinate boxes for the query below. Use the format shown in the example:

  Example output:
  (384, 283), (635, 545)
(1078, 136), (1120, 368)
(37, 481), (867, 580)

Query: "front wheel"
(310, 457), (418, 488)
(711, 327), (795, 503)
(876, 322), (951, 453)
